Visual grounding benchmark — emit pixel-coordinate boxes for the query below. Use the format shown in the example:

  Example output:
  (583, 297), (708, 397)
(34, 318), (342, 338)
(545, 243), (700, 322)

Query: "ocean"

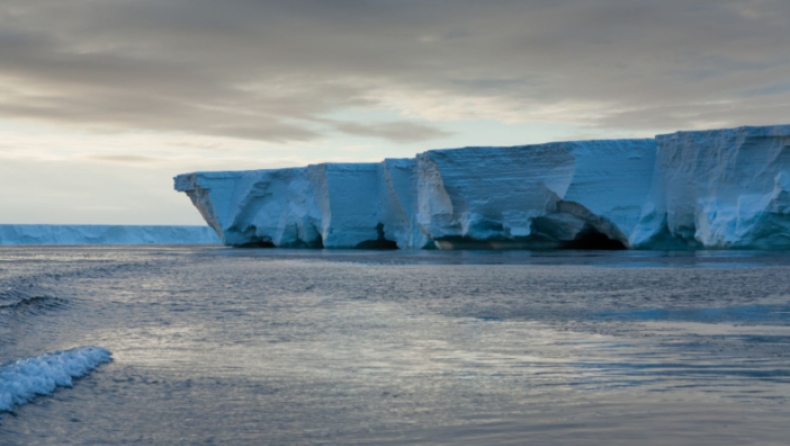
(1, 246), (789, 445)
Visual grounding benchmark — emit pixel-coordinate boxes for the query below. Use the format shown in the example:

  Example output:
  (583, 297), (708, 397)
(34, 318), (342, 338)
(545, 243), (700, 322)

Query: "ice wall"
(175, 124), (790, 250)
(416, 140), (655, 249)
(175, 139), (656, 249)
(0, 225), (221, 245)
(174, 165), (385, 248)
(631, 125), (790, 249)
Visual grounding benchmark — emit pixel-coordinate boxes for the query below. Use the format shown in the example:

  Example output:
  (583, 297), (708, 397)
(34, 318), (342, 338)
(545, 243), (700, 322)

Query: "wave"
(0, 346), (112, 421)
(0, 295), (68, 313)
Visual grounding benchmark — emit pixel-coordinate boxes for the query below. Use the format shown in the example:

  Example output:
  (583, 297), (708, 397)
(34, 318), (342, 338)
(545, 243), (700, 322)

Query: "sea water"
(1, 246), (789, 445)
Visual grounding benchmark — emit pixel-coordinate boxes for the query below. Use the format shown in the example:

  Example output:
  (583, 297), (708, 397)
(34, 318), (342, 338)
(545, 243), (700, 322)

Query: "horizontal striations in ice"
(0, 225), (221, 245)
(174, 124), (790, 250)
(175, 140), (656, 249)
(415, 140), (656, 249)
(0, 346), (112, 422)
(632, 125), (790, 250)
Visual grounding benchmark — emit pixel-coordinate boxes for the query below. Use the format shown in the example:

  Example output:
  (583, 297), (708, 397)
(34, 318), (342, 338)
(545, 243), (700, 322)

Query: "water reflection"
(1, 246), (789, 445)
(202, 247), (790, 268)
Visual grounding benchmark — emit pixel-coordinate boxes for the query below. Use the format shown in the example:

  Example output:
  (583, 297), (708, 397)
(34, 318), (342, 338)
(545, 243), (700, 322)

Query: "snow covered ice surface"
(0, 347), (112, 423)
(0, 225), (221, 245)
(175, 124), (790, 250)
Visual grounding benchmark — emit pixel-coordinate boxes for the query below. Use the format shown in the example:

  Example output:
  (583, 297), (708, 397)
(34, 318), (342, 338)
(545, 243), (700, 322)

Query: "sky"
(1, 0), (789, 224)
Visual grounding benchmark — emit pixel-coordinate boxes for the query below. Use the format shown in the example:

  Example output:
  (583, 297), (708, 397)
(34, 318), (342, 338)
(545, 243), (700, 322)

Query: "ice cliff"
(631, 125), (790, 249)
(0, 225), (221, 245)
(174, 125), (790, 250)
(174, 140), (656, 249)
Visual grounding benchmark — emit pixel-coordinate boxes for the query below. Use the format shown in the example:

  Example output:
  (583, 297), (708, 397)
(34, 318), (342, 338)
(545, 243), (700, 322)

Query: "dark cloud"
(1, 0), (789, 143)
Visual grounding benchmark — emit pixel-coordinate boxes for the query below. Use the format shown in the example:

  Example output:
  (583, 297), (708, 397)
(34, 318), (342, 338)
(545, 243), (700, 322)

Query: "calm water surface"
(1, 247), (789, 445)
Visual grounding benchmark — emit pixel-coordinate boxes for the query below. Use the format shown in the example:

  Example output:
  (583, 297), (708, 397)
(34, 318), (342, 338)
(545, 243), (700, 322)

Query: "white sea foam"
(0, 346), (112, 420)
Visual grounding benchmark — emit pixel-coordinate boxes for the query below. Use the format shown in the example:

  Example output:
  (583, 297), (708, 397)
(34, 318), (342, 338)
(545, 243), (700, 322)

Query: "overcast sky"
(2, 0), (789, 224)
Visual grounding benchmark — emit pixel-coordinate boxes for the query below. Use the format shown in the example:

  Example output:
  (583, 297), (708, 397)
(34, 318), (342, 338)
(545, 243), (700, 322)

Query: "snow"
(175, 124), (790, 250)
(0, 346), (112, 422)
(0, 225), (221, 245)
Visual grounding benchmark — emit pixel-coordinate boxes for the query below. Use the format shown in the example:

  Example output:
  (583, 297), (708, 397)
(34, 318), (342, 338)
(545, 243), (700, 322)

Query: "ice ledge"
(175, 124), (790, 250)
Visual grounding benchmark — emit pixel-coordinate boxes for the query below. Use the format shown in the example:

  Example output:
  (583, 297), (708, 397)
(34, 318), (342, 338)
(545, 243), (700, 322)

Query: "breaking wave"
(0, 346), (112, 421)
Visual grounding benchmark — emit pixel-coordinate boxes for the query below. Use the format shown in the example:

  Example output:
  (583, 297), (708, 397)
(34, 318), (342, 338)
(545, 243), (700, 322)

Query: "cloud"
(84, 154), (163, 165)
(0, 0), (789, 144)
(330, 120), (453, 143)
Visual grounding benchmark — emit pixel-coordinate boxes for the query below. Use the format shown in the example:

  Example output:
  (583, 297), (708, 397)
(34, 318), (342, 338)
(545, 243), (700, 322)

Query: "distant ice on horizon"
(0, 225), (220, 245)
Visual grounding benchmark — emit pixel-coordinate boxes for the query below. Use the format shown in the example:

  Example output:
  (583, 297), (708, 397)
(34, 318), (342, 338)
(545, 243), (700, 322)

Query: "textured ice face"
(175, 125), (790, 250)
(175, 140), (655, 249)
(416, 140), (656, 249)
(631, 125), (790, 249)
(0, 346), (112, 422)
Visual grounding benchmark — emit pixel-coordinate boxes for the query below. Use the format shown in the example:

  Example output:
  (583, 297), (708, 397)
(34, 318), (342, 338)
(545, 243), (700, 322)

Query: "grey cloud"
(0, 0), (789, 142)
(330, 121), (454, 143)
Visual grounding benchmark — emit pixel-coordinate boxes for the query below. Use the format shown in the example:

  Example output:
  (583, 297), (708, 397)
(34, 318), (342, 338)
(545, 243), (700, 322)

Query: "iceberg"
(0, 346), (112, 423)
(631, 125), (790, 249)
(0, 225), (221, 245)
(175, 125), (790, 250)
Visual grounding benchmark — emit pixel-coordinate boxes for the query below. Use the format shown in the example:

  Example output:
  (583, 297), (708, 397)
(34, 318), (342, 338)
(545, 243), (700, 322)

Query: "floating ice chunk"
(0, 346), (112, 421)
